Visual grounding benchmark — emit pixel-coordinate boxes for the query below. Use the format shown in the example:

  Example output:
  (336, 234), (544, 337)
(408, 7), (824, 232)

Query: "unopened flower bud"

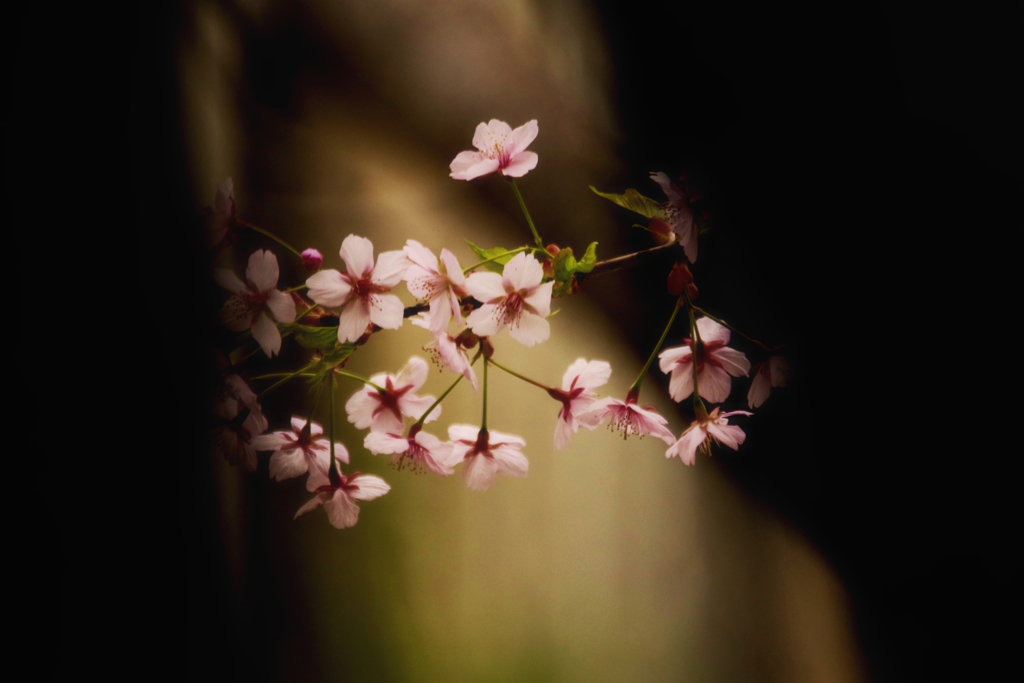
(648, 218), (675, 245)
(543, 244), (560, 279)
(301, 248), (323, 272)
(667, 261), (693, 296)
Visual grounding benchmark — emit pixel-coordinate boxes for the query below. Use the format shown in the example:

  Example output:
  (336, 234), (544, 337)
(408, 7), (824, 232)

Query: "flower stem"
(328, 375), (339, 480)
(332, 368), (385, 393)
(577, 242), (681, 282)
(690, 305), (778, 352)
(481, 359), (489, 431)
(303, 380), (325, 432)
(412, 375), (463, 429)
(462, 245), (531, 273)
(284, 284), (308, 293)
(251, 371), (316, 380)
(238, 220), (303, 258)
(509, 179), (544, 249)
(629, 296), (683, 396)
(488, 358), (552, 391)
(258, 365), (311, 397)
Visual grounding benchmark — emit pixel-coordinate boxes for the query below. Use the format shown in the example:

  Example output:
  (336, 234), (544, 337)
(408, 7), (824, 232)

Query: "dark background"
(7, 1), (1018, 680)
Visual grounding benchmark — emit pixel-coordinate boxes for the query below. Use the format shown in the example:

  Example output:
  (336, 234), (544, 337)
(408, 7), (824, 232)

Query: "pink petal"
(246, 249), (279, 293)
(399, 394), (440, 423)
(450, 151), (499, 180)
(502, 252), (543, 291)
(339, 235), (375, 278)
(290, 417), (323, 436)
(345, 387), (380, 430)
(696, 317), (730, 344)
(682, 226), (698, 264)
(487, 429), (526, 449)
(769, 356), (791, 387)
(650, 171), (683, 203)
(251, 312), (282, 357)
(350, 474), (391, 501)
(473, 120), (512, 151)
(338, 298), (372, 343)
(553, 415), (574, 450)
(364, 431), (410, 455)
(507, 310), (550, 347)
(501, 151), (538, 177)
(667, 365), (694, 402)
(405, 264), (440, 300)
(403, 239), (438, 271)
(448, 424), (481, 443)
(463, 454), (498, 491)
(294, 493), (327, 520)
(562, 359), (612, 392)
(220, 296), (253, 332)
(373, 250), (411, 287)
(252, 432), (290, 451)
(707, 421), (746, 450)
(465, 271), (506, 302)
(395, 357), (429, 392)
(666, 424), (706, 466)
(265, 289), (296, 323)
(509, 120), (538, 155)
(425, 293), (454, 333)
(367, 293), (405, 331)
(269, 448), (308, 481)
(213, 269), (247, 294)
(306, 269), (353, 308)
(493, 446), (529, 478)
(713, 346), (751, 377)
(698, 365), (732, 404)
(324, 491), (361, 528)
(658, 345), (693, 373)
(439, 249), (465, 286)
(747, 367), (771, 409)
(466, 303), (502, 337)
(522, 281), (554, 318)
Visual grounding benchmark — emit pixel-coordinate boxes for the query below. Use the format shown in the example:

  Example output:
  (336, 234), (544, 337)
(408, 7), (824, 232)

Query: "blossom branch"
(488, 358), (552, 392)
(411, 374), (463, 431)
(238, 220), (303, 259)
(628, 295), (684, 399)
(577, 242), (682, 282)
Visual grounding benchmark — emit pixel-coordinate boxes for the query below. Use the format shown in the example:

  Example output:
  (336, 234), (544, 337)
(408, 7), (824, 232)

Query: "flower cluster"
(206, 118), (788, 530)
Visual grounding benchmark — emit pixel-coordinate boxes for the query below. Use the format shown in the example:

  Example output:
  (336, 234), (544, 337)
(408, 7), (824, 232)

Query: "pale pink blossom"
(403, 240), (467, 332)
(465, 252), (553, 347)
(207, 178), (236, 249)
(301, 248), (323, 272)
(252, 417), (348, 482)
(584, 397), (676, 445)
(658, 317), (750, 404)
(747, 356), (791, 409)
(450, 119), (539, 180)
(364, 428), (457, 476)
(295, 465), (390, 530)
(212, 375), (268, 472)
(305, 235), (409, 343)
(549, 359), (612, 449)
(666, 408), (752, 465)
(650, 171), (698, 263)
(345, 357), (440, 434)
(215, 250), (297, 357)
(447, 425), (528, 491)
(411, 314), (478, 390)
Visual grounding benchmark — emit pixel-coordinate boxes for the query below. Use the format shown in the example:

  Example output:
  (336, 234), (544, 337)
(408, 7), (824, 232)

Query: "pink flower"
(450, 119), (539, 180)
(548, 359), (611, 449)
(345, 357), (441, 434)
(666, 408), (752, 465)
(252, 417), (349, 482)
(658, 317), (750, 404)
(364, 428), (457, 476)
(447, 425), (528, 491)
(301, 248), (323, 272)
(403, 240), (467, 332)
(305, 235), (409, 343)
(465, 252), (554, 347)
(650, 172), (698, 263)
(212, 375), (268, 472)
(747, 355), (791, 409)
(215, 250), (297, 357)
(584, 397), (676, 445)
(295, 466), (391, 530)
(410, 315), (478, 390)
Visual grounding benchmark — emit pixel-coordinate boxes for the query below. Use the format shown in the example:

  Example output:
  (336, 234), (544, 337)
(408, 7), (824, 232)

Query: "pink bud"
(301, 248), (323, 272)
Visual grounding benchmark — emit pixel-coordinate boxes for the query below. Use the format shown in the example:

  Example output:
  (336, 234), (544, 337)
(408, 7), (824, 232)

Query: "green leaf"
(279, 322), (341, 350)
(576, 241), (598, 273)
(589, 186), (667, 220)
(465, 241), (516, 273)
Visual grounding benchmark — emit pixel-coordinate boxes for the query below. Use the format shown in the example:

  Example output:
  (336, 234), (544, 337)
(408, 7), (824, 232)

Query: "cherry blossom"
(450, 119), (539, 180)
(207, 178), (236, 249)
(215, 250), (297, 357)
(666, 408), (752, 465)
(364, 428), (456, 476)
(650, 171), (698, 263)
(584, 397), (676, 445)
(447, 425), (528, 491)
(345, 357), (441, 434)
(403, 240), (467, 332)
(212, 375), (268, 472)
(465, 252), (554, 347)
(548, 359), (611, 449)
(252, 417), (348, 482)
(305, 235), (409, 343)
(658, 317), (750, 404)
(747, 355), (791, 409)
(295, 464), (390, 530)
(411, 315), (478, 390)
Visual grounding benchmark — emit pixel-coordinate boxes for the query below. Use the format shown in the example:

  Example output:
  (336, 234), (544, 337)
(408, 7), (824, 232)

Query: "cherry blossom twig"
(462, 246), (533, 273)
(509, 179), (545, 249)
(488, 358), (551, 392)
(238, 220), (303, 258)
(411, 374), (463, 431)
(259, 365), (313, 398)
(628, 295), (683, 399)
(578, 242), (682, 282)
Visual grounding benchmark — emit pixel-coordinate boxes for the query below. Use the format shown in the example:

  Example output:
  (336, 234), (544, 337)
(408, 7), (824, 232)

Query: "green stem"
(285, 284), (308, 293)
(509, 179), (544, 249)
(412, 375), (463, 429)
(258, 365), (311, 398)
(488, 358), (552, 391)
(481, 359), (489, 431)
(629, 296), (684, 396)
(691, 305), (776, 352)
(332, 368), (384, 393)
(295, 303), (318, 321)
(251, 371), (316, 380)
(239, 220), (303, 258)
(328, 376), (338, 479)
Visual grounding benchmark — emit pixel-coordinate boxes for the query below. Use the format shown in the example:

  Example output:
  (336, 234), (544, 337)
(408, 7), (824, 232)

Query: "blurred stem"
(239, 220), (303, 258)
(328, 376), (338, 479)
(258, 365), (311, 398)
(629, 295), (683, 396)
(578, 242), (681, 281)
(332, 368), (384, 393)
(509, 179), (544, 249)
(481, 359), (489, 431)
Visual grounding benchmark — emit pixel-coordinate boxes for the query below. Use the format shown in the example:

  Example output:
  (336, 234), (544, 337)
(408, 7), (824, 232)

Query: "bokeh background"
(10, 1), (1019, 681)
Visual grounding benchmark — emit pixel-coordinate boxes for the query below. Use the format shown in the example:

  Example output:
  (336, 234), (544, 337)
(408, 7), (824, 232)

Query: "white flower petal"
(213, 269), (247, 294)
(508, 311), (550, 347)
(251, 313), (282, 357)
(306, 269), (353, 308)
(501, 151), (538, 177)
(350, 474), (391, 501)
(265, 289), (296, 323)
(465, 272), (506, 302)
(246, 250), (279, 293)
(340, 235), (375, 278)
(337, 298), (371, 342)
(463, 454), (498, 491)
(373, 250), (411, 287)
